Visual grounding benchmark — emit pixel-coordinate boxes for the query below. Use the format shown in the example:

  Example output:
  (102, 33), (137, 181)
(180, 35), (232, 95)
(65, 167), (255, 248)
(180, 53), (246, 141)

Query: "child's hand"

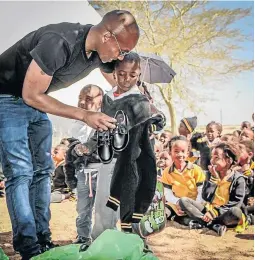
(208, 165), (219, 179)
(201, 212), (214, 222)
(74, 144), (90, 156)
(0, 181), (4, 189)
(176, 201), (185, 215)
(248, 197), (254, 206)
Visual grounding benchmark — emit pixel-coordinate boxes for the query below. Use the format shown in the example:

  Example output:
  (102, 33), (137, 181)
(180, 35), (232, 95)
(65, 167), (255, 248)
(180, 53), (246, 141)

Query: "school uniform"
(161, 162), (205, 215)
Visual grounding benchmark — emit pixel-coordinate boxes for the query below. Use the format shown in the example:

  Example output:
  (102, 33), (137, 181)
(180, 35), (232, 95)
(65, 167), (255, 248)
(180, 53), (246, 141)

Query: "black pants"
(179, 197), (242, 226)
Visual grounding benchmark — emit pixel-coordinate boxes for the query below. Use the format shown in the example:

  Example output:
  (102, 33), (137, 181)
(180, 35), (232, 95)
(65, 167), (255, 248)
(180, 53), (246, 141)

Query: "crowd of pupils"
(47, 114), (254, 238)
(155, 116), (254, 236)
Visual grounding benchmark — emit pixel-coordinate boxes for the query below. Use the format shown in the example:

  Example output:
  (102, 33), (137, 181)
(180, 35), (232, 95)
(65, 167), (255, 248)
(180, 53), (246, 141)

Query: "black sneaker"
(21, 249), (42, 260)
(79, 239), (92, 252)
(189, 220), (205, 229)
(40, 241), (59, 253)
(73, 236), (91, 244)
(212, 224), (227, 236)
(97, 130), (114, 164)
(247, 214), (254, 225)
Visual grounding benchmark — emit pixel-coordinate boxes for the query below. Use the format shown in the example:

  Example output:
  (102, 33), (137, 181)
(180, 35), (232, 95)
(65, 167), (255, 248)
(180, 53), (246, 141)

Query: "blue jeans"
(0, 95), (54, 256)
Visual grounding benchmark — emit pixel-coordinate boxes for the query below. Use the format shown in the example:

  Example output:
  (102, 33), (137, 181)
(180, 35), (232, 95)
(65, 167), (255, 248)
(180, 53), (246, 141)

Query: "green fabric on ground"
(0, 248), (9, 260)
(32, 230), (159, 260)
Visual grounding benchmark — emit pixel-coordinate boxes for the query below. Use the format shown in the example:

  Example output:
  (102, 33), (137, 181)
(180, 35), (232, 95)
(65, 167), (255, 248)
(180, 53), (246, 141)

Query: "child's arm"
(218, 176), (246, 215)
(163, 185), (180, 204)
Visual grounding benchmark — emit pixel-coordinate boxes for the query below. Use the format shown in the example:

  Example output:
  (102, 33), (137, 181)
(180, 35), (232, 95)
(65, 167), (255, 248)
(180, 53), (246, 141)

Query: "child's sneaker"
(212, 224), (227, 236)
(235, 213), (249, 233)
(189, 220), (204, 230)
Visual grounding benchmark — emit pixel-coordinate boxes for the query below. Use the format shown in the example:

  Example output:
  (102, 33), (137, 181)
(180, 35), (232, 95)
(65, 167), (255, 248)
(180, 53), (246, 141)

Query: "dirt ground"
(0, 198), (253, 260)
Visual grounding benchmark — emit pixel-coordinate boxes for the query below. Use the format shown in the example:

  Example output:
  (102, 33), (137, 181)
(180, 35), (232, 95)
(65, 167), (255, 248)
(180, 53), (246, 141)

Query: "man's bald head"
(100, 10), (139, 39)
(94, 10), (140, 63)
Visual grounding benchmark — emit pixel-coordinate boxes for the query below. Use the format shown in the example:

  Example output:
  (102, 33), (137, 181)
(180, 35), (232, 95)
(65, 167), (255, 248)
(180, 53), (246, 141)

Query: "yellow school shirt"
(161, 162), (205, 200)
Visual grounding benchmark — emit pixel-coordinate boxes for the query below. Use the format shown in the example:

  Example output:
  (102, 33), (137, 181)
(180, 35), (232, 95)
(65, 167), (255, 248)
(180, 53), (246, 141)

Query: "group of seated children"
(154, 116), (254, 236)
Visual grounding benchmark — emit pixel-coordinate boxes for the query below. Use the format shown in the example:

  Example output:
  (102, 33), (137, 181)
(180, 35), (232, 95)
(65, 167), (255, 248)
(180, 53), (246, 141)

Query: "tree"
(90, 1), (253, 133)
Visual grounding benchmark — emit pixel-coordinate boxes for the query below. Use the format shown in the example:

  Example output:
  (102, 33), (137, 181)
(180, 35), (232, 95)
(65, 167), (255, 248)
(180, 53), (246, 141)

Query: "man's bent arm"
(22, 59), (87, 121)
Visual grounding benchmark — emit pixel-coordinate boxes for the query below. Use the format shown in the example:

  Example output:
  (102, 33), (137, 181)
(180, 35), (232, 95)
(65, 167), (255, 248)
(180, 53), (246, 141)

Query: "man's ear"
(103, 31), (112, 43)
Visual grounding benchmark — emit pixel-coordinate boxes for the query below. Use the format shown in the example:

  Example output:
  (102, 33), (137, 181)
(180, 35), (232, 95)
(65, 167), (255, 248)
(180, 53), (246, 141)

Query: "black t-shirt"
(0, 22), (114, 97)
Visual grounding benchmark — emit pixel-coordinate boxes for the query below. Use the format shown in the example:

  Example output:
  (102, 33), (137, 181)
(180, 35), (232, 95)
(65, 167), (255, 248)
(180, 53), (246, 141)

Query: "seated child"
(159, 130), (173, 150)
(51, 144), (72, 203)
(179, 142), (245, 236)
(193, 121), (222, 170)
(156, 151), (172, 177)
(178, 116), (200, 164)
(238, 140), (254, 228)
(241, 121), (251, 131)
(240, 128), (254, 142)
(160, 136), (205, 223)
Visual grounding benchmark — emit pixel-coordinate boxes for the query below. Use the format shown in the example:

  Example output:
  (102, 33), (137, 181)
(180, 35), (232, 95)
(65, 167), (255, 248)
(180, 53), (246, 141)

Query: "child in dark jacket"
(236, 140), (254, 230)
(191, 121), (222, 170)
(179, 142), (245, 236)
(51, 144), (72, 203)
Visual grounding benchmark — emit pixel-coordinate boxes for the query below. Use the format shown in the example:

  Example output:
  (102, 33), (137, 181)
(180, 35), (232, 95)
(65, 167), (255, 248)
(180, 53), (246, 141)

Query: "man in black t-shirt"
(0, 10), (139, 260)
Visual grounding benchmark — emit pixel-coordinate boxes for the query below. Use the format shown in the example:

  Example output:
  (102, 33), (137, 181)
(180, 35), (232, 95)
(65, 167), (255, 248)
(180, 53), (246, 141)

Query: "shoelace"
(98, 132), (111, 146)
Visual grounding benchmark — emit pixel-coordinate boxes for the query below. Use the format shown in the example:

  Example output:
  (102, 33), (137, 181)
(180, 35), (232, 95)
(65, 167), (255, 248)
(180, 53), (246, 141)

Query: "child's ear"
(248, 152), (254, 158)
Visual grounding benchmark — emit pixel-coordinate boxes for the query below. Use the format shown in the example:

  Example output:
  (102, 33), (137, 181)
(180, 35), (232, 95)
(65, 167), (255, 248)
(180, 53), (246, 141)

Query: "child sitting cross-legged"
(179, 142), (246, 236)
(160, 136), (206, 225)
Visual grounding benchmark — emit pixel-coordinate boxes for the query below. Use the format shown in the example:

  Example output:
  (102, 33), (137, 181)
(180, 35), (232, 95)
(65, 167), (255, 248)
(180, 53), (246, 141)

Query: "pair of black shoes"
(21, 241), (58, 260)
(97, 110), (129, 164)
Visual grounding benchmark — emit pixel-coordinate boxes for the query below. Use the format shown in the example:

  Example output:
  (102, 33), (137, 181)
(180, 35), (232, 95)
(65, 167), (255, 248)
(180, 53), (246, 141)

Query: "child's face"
(206, 125), (219, 142)
(241, 122), (251, 130)
(178, 122), (189, 137)
(238, 144), (253, 165)
(159, 132), (172, 147)
(171, 140), (189, 165)
(78, 87), (103, 112)
(52, 146), (66, 163)
(240, 129), (254, 141)
(157, 151), (172, 170)
(114, 61), (140, 93)
(210, 148), (229, 172)
(154, 142), (164, 158)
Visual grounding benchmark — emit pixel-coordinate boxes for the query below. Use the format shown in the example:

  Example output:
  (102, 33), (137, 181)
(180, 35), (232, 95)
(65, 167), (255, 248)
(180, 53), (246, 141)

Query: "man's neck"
(85, 26), (97, 55)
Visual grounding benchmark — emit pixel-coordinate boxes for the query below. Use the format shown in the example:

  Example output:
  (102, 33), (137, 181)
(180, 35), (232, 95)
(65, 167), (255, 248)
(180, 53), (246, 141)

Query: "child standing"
(160, 136), (205, 222)
(179, 142), (245, 236)
(74, 53), (163, 241)
(64, 84), (103, 245)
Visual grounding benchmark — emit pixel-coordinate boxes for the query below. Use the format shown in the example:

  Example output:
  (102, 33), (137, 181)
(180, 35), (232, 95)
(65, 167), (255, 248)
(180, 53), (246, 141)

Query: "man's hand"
(82, 110), (116, 131)
(23, 60), (116, 131)
(201, 212), (214, 222)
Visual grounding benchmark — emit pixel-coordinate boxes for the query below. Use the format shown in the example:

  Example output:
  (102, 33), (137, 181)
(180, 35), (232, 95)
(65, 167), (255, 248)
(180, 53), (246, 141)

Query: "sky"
(178, 0), (254, 126)
(0, 1), (253, 128)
